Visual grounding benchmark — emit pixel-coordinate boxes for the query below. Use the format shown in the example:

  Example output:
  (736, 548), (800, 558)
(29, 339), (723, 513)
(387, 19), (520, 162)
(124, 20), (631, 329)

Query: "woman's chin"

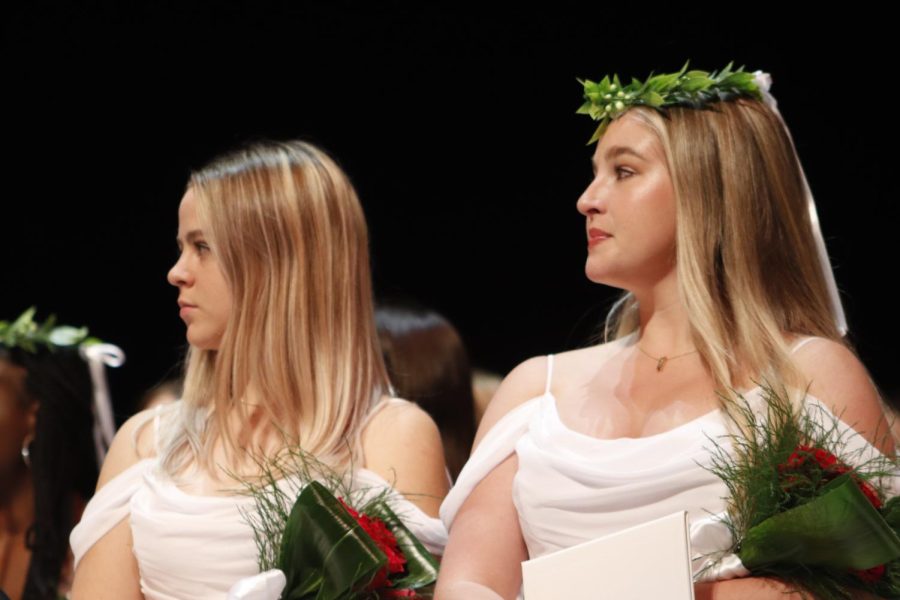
(584, 265), (621, 288)
(186, 331), (221, 352)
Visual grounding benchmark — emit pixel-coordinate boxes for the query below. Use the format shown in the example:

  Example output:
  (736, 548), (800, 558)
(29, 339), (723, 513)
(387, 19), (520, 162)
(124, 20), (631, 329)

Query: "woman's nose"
(577, 177), (607, 216)
(167, 254), (191, 287)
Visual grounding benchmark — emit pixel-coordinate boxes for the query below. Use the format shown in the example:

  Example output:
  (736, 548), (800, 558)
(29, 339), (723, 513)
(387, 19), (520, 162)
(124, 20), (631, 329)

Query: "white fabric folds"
(71, 461), (447, 600)
(440, 336), (895, 588)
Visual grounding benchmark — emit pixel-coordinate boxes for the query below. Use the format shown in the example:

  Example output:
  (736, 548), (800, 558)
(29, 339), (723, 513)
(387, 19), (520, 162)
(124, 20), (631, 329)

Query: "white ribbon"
(753, 70), (848, 336)
(690, 513), (751, 582)
(79, 342), (125, 466)
(226, 569), (287, 600)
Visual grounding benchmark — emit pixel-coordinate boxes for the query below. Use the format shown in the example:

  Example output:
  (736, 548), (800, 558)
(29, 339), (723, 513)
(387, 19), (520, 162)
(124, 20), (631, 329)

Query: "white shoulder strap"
(790, 336), (819, 355)
(544, 355), (555, 396)
(153, 403), (166, 456)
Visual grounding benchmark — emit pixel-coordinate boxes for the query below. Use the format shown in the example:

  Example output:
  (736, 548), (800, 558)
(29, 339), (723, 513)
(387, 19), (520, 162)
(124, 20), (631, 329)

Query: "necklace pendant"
(656, 356), (668, 372)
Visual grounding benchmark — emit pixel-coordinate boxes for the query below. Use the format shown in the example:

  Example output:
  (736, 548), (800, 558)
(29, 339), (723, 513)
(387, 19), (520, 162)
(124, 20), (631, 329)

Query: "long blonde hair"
(602, 100), (845, 403)
(158, 140), (390, 476)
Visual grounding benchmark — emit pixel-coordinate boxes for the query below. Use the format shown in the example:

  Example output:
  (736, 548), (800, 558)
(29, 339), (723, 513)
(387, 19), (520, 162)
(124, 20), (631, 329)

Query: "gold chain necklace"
(636, 345), (699, 372)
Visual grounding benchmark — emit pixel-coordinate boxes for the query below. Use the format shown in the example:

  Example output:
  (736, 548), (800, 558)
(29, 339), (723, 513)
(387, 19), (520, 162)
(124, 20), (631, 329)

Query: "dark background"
(4, 4), (898, 421)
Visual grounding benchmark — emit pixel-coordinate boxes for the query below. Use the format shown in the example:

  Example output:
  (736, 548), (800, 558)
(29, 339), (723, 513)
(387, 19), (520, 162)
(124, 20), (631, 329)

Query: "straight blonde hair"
(602, 100), (845, 405)
(157, 141), (390, 477)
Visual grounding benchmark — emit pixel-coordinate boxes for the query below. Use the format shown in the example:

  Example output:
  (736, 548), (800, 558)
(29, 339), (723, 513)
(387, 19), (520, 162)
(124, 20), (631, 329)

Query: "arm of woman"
(362, 400), (450, 518)
(435, 356), (548, 599)
(435, 453), (527, 600)
(698, 578), (885, 599)
(694, 578), (806, 599)
(69, 410), (155, 600)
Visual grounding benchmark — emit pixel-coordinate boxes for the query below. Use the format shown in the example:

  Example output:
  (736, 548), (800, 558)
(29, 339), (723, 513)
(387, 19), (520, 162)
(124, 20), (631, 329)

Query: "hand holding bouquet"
(704, 384), (900, 599)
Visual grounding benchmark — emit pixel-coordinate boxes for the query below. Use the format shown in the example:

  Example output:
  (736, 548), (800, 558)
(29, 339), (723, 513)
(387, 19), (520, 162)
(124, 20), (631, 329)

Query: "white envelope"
(521, 511), (694, 600)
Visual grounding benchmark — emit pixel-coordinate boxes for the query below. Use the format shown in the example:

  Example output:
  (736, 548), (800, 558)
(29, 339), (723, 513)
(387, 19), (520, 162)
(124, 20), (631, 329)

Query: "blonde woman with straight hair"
(436, 67), (896, 599)
(68, 140), (449, 599)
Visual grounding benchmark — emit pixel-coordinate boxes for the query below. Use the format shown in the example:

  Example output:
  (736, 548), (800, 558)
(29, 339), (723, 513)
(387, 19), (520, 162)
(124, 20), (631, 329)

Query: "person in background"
(471, 369), (502, 426)
(1, 309), (123, 600)
(376, 304), (477, 482)
(138, 377), (182, 412)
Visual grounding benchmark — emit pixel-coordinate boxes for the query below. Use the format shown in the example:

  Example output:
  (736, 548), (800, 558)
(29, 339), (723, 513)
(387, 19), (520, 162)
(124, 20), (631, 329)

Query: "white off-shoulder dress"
(70, 408), (448, 600)
(440, 335), (895, 593)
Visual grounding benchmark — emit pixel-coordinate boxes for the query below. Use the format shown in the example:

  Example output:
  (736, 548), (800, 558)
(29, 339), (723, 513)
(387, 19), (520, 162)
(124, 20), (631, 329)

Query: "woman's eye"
(195, 241), (210, 253)
(615, 167), (634, 180)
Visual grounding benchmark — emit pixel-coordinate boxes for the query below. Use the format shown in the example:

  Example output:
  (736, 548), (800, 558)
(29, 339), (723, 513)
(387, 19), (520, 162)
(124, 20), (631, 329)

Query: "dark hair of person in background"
(376, 304), (477, 482)
(138, 377), (183, 412)
(0, 346), (98, 600)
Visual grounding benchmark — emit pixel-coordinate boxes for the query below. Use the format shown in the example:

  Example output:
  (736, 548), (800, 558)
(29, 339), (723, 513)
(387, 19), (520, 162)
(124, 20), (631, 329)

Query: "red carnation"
(851, 564), (886, 583)
(358, 512), (407, 574)
(812, 447), (838, 469)
(782, 445), (839, 471)
(858, 479), (883, 510)
(784, 444), (812, 469)
(779, 445), (882, 508)
(778, 445), (887, 582)
(338, 497), (408, 592)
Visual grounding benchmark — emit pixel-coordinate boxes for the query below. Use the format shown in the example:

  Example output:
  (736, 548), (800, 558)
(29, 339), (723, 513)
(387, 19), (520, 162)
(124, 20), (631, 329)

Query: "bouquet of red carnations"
(230, 449), (438, 600)
(705, 384), (900, 599)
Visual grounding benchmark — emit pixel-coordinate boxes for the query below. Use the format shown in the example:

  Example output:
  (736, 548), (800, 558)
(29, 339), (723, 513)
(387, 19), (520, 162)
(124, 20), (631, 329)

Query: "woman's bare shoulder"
(790, 336), (893, 454)
(95, 406), (163, 491)
(362, 397), (441, 443)
(361, 398), (448, 517)
(475, 338), (627, 447)
(474, 356), (547, 447)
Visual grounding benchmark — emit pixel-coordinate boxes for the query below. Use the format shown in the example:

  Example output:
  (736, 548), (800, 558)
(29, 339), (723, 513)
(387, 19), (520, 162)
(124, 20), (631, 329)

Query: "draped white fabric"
(71, 461), (447, 599)
(440, 336), (895, 586)
(440, 390), (734, 574)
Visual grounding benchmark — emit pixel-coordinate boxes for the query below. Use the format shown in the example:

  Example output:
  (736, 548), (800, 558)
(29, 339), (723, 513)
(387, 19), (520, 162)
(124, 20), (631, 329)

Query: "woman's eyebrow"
(592, 145), (649, 173)
(605, 145), (648, 162)
(175, 230), (204, 247)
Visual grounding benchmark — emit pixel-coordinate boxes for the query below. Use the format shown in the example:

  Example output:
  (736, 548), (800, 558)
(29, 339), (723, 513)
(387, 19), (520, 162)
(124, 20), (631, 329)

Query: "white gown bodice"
(512, 391), (731, 559)
(71, 448), (447, 599)
(440, 336), (894, 583)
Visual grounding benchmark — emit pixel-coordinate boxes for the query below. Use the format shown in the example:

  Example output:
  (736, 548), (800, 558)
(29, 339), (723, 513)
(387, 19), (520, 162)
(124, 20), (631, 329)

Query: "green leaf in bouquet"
(881, 496), (900, 531)
(365, 500), (439, 590)
(278, 481), (387, 600)
(739, 474), (900, 571)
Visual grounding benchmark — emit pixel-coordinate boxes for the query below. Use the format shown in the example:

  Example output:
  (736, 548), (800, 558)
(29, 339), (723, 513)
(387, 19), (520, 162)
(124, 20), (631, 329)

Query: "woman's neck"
(633, 274), (694, 355)
(0, 469), (34, 535)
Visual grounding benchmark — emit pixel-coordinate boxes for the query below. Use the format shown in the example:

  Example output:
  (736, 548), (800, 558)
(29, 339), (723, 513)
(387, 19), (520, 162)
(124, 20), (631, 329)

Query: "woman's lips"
(588, 228), (612, 247)
(178, 301), (197, 320)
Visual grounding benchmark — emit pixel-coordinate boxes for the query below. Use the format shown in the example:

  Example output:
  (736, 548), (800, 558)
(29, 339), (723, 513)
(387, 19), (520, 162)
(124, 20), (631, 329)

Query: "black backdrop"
(5, 4), (898, 421)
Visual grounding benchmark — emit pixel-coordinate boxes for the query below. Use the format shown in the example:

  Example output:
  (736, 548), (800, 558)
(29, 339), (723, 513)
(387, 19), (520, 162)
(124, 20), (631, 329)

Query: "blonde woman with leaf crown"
(68, 141), (450, 599)
(436, 66), (896, 599)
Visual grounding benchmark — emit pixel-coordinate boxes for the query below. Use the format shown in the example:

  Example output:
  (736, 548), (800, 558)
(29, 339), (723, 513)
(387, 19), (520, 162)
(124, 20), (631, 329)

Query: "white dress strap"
(789, 336), (819, 355)
(544, 355), (555, 396)
(152, 403), (166, 455)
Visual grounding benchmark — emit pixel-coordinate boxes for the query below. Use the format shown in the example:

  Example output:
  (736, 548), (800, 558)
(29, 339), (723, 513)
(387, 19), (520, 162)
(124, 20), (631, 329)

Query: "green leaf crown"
(0, 307), (100, 354)
(577, 61), (763, 143)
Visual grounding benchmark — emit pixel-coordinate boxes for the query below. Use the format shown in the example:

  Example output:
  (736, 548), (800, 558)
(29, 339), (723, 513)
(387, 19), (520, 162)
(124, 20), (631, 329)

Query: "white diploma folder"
(521, 510), (694, 600)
